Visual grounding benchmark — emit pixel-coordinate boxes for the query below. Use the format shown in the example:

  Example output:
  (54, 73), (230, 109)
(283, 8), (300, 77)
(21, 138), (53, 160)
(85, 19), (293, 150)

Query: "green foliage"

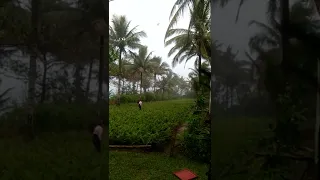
(109, 99), (193, 145)
(110, 94), (141, 104)
(143, 92), (156, 101)
(181, 96), (210, 163)
(182, 113), (210, 163)
(110, 92), (179, 104)
(110, 151), (208, 179)
(193, 95), (208, 111)
(109, 45), (118, 63)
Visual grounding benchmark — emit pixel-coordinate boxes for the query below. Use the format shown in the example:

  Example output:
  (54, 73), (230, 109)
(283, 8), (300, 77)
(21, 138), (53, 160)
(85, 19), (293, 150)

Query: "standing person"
(92, 120), (103, 152)
(24, 105), (35, 140)
(137, 98), (142, 110)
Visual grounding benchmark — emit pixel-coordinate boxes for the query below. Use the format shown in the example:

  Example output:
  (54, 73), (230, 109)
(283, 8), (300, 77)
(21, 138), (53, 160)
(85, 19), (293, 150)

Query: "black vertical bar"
(102, 1), (109, 180)
(210, 1), (214, 179)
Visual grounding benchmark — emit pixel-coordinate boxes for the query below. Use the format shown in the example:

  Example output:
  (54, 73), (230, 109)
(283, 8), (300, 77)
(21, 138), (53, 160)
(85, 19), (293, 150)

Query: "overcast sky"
(109, 0), (268, 78)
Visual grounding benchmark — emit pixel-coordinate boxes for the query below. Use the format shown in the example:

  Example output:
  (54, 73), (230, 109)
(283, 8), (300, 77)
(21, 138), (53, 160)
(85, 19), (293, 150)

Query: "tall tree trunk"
(97, 35), (104, 102)
(74, 63), (83, 103)
(198, 54), (202, 92)
(140, 72), (143, 94)
(85, 59), (94, 100)
(29, 0), (40, 104)
(133, 81), (136, 92)
(230, 86), (234, 106)
(314, 0), (320, 14)
(122, 79), (125, 94)
(162, 89), (164, 100)
(40, 52), (47, 103)
(153, 73), (157, 92)
(117, 50), (122, 105)
(224, 86), (228, 109)
(280, 0), (290, 71)
(209, 77), (211, 114)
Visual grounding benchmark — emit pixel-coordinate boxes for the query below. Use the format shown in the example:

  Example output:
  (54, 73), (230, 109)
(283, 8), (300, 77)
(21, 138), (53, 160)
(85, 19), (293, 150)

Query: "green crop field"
(109, 99), (194, 145)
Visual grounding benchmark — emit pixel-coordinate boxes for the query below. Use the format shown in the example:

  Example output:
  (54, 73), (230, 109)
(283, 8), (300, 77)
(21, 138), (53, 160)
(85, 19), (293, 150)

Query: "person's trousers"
(138, 104), (141, 110)
(92, 134), (101, 152)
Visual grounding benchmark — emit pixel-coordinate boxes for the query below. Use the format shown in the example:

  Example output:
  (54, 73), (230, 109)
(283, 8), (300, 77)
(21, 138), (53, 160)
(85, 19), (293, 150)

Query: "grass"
(0, 132), (208, 180)
(110, 151), (208, 179)
(211, 117), (272, 179)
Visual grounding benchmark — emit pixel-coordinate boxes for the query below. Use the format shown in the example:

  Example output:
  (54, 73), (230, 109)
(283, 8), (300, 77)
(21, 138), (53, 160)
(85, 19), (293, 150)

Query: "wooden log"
(109, 145), (151, 148)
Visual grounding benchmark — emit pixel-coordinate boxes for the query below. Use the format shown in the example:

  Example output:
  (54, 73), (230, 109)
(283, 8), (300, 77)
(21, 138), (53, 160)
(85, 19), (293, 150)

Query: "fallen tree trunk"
(109, 145), (151, 148)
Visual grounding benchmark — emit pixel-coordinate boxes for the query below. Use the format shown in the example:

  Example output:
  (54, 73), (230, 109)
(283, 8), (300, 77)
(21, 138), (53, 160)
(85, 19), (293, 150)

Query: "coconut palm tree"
(150, 56), (170, 92)
(140, 73), (153, 93)
(249, 1), (318, 63)
(216, 47), (252, 106)
(127, 46), (155, 94)
(216, 0), (278, 23)
(248, 2), (320, 178)
(165, 0), (210, 72)
(189, 60), (211, 92)
(109, 15), (146, 104)
(157, 70), (179, 99)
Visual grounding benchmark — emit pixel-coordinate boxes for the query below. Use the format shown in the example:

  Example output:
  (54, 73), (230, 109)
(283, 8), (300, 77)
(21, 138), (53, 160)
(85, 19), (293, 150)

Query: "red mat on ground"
(173, 169), (198, 180)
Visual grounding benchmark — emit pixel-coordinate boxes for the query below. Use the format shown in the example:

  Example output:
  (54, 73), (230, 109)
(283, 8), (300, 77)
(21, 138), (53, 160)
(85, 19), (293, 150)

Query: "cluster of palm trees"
(109, 15), (190, 102)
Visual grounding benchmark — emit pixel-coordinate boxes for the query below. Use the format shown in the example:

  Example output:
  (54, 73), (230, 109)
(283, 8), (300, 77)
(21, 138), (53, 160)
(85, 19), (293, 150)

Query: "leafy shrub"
(109, 92), (183, 104)
(182, 113), (210, 163)
(110, 94), (142, 104)
(144, 92), (156, 101)
(120, 94), (142, 103)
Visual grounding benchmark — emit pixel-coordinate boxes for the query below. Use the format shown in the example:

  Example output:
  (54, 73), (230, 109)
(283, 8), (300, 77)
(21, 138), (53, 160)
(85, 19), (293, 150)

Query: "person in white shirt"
(92, 120), (103, 152)
(137, 99), (142, 110)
